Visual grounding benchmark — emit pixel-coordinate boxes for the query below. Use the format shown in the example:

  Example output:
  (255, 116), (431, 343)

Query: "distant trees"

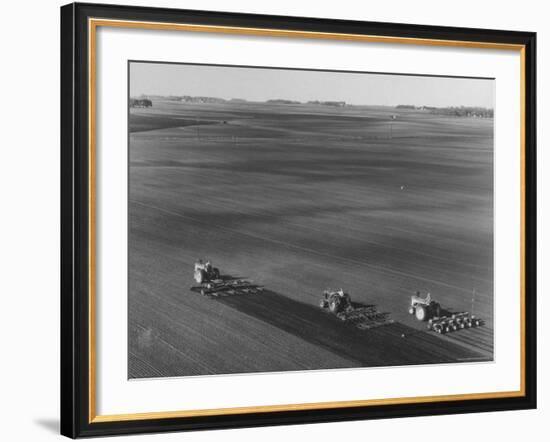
(266, 99), (347, 106)
(267, 99), (301, 105)
(396, 104), (493, 118)
(178, 96), (225, 104)
(130, 98), (152, 108)
(308, 100), (346, 107)
(439, 106), (494, 118)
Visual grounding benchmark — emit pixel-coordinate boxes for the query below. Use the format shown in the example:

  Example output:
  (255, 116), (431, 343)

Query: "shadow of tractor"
(211, 280), (479, 367)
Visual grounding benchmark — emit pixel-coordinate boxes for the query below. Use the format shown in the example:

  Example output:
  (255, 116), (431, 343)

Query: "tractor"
(408, 291), (441, 322)
(319, 289), (352, 314)
(319, 289), (394, 328)
(193, 259), (220, 284)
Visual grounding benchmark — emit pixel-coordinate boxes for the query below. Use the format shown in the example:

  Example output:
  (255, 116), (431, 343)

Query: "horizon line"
(129, 95), (495, 110)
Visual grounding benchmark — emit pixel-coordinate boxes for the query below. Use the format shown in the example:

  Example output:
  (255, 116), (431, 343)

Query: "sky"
(130, 62), (494, 108)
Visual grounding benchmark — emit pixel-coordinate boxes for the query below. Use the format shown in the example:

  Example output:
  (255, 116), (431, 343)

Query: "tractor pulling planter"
(190, 261), (482, 334)
(408, 292), (483, 334)
(191, 259), (263, 298)
(319, 289), (394, 330)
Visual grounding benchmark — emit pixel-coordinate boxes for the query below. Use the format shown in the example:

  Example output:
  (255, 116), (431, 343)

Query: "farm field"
(128, 99), (494, 378)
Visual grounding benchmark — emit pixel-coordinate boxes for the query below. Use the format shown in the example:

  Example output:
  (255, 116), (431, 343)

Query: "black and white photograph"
(0, 0), (543, 439)
(128, 61), (495, 379)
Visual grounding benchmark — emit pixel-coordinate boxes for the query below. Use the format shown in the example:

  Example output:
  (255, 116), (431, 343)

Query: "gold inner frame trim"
(88, 17), (527, 424)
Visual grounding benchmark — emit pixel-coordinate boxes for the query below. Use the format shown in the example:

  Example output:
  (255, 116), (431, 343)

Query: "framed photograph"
(60, 2), (536, 438)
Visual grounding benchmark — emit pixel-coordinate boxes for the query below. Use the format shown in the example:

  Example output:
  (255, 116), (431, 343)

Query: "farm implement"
(408, 291), (484, 334)
(191, 259), (263, 298)
(319, 289), (394, 330)
(191, 278), (264, 298)
(427, 313), (483, 334)
(190, 261), (482, 335)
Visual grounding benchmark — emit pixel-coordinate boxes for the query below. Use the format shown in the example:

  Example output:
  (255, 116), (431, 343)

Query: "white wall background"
(0, 0), (546, 440)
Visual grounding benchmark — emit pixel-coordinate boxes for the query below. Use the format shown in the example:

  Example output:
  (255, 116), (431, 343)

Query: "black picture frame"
(61, 2), (537, 438)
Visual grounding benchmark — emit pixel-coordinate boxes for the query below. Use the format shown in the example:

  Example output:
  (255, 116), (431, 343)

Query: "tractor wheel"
(408, 307), (415, 315)
(212, 268), (220, 279)
(415, 305), (428, 321)
(196, 270), (205, 284)
(319, 300), (328, 309)
(432, 303), (441, 318)
(328, 297), (341, 314)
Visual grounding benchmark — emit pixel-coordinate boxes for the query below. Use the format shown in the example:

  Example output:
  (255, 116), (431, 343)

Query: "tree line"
(129, 98), (152, 108)
(396, 104), (493, 118)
